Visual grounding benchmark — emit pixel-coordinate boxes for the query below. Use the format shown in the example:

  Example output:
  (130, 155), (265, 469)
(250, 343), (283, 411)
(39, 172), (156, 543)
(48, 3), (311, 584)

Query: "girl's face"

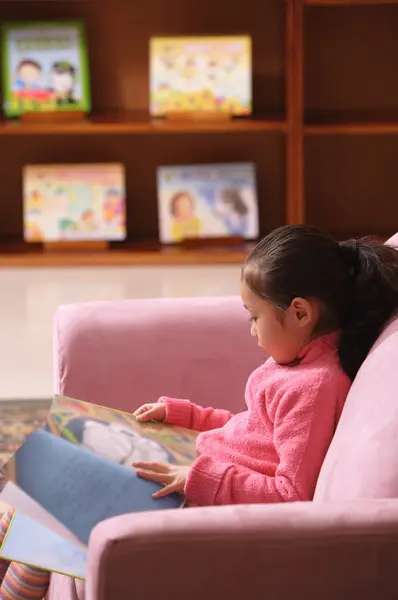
(175, 195), (194, 219)
(240, 281), (315, 364)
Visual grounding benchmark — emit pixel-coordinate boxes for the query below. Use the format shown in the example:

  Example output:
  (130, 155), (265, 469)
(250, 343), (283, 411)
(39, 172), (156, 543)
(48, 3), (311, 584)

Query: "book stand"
(43, 241), (109, 253)
(164, 111), (231, 122)
(21, 111), (86, 124)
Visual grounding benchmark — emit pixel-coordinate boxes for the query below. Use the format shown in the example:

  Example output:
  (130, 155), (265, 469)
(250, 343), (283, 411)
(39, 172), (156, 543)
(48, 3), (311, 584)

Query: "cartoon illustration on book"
(23, 163), (126, 242)
(150, 36), (252, 116)
(51, 61), (77, 105)
(157, 163), (259, 244)
(1, 21), (90, 116)
(57, 417), (171, 465)
(169, 191), (202, 242)
(46, 396), (198, 466)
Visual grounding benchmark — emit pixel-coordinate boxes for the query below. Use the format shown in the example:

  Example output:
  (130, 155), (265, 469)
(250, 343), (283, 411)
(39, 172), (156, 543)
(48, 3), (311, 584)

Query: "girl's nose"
(250, 322), (257, 337)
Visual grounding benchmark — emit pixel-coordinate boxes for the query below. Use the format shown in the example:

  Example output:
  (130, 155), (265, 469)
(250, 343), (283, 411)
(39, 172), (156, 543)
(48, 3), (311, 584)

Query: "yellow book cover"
(150, 35), (252, 117)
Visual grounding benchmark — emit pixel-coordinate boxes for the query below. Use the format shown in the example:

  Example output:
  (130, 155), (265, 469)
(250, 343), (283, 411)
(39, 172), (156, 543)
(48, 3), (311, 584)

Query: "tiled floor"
(0, 265), (240, 400)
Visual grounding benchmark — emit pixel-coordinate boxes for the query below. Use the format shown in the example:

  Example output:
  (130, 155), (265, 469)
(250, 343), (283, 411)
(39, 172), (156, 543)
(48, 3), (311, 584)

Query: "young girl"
(132, 225), (398, 503)
(0, 225), (398, 599)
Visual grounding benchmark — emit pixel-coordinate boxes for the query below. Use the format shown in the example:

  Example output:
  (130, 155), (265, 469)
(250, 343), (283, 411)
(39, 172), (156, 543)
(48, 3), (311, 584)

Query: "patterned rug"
(0, 399), (52, 468)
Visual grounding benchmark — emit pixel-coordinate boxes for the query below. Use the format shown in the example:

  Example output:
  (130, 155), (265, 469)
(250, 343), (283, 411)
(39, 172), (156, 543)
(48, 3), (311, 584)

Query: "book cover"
(0, 396), (198, 578)
(157, 163), (259, 244)
(150, 36), (252, 116)
(23, 163), (126, 243)
(1, 20), (91, 117)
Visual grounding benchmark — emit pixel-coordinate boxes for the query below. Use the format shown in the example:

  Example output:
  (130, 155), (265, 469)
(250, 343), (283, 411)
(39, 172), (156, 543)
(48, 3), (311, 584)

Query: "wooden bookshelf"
(0, 113), (288, 136)
(1, 0), (398, 267)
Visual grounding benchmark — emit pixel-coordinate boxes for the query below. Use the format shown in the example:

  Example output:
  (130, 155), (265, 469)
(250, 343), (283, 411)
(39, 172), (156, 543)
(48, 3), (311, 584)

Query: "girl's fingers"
(132, 461), (169, 473)
(152, 484), (177, 499)
(135, 407), (158, 422)
(133, 405), (149, 416)
(133, 406), (154, 421)
(135, 469), (170, 484)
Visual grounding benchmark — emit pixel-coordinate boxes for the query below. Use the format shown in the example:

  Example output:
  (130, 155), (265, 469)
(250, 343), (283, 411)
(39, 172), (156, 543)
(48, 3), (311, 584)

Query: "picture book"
(0, 395), (198, 579)
(23, 163), (126, 243)
(1, 20), (91, 117)
(157, 163), (259, 244)
(150, 36), (252, 116)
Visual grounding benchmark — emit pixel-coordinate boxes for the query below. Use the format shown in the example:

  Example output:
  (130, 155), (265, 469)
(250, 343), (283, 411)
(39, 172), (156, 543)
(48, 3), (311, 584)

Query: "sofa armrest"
(86, 500), (398, 600)
(53, 297), (262, 413)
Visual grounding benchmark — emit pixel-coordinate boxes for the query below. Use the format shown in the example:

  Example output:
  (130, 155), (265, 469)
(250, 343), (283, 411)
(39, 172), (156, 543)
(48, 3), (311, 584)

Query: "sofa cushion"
(315, 313), (398, 501)
(386, 232), (398, 247)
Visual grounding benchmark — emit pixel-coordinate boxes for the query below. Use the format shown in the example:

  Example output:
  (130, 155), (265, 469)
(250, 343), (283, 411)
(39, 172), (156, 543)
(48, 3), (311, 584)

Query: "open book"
(0, 395), (198, 579)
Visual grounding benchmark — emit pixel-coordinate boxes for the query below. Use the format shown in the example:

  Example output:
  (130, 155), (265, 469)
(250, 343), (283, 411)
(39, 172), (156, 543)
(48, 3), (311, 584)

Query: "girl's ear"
(290, 297), (314, 327)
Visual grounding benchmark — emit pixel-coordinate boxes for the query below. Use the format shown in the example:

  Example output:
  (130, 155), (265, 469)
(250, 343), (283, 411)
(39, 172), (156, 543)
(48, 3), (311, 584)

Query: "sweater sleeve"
(159, 396), (233, 432)
(184, 380), (336, 505)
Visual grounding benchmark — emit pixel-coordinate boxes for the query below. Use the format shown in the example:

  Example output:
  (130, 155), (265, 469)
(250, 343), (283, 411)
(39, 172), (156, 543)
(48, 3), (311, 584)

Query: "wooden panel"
(305, 136), (398, 237)
(304, 4), (398, 120)
(0, 0), (286, 116)
(0, 132), (286, 240)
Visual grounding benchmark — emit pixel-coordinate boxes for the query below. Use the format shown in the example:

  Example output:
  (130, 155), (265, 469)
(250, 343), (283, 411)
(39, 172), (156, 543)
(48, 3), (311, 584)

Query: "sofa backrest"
(314, 232), (398, 501)
(54, 296), (264, 414)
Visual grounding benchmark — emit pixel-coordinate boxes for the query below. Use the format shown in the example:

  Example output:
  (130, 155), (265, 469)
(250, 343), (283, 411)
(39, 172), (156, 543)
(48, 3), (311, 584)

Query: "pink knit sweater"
(160, 332), (351, 507)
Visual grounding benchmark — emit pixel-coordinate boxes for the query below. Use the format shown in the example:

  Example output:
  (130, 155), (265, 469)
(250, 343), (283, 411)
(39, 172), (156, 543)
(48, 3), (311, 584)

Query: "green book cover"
(1, 20), (91, 117)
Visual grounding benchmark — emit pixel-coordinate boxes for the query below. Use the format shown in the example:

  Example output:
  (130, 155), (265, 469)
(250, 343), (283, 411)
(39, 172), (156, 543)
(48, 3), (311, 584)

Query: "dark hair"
(17, 59), (41, 72)
(242, 225), (398, 380)
(52, 62), (75, 76)
(220, 188), (248, 216)
(170, 191), (194, 217)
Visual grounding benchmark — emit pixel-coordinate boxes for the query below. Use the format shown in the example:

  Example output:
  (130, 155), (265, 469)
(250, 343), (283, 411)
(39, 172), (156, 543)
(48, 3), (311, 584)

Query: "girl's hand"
(133, 403), (166, 423)
(133, 461), (189, 499)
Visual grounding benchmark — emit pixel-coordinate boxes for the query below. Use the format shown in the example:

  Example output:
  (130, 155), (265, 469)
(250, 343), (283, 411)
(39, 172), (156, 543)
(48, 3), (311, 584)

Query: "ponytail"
(338, 238), (398, 380)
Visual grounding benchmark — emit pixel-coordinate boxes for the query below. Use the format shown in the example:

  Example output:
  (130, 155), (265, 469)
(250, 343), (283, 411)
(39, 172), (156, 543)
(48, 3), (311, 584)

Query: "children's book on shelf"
(0, 395), (198, 579)
(1, 20), (90, 117)
(157, 162), (259, 244)
(23, 163), (126, 243)
(150, 36), (252, 117)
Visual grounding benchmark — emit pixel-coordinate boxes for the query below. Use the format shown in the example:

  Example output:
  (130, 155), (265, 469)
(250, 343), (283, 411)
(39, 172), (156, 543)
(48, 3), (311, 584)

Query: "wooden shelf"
(305, 0), (398, 5)
(305, 111), (398, 135)
(0, 242), (252, 268)
(0, 112), (288, 136)
(306, 121), (398, 135)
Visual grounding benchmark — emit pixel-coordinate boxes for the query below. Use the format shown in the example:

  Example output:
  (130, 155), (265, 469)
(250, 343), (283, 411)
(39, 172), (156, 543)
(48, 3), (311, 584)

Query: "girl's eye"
(249, 316), (257, 323)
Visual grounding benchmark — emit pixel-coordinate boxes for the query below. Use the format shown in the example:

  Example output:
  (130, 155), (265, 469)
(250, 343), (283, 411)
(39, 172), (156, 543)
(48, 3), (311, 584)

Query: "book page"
(48, 394), (198, 466)
(0, 511), (87, 579)
(0, 482), (86, 550)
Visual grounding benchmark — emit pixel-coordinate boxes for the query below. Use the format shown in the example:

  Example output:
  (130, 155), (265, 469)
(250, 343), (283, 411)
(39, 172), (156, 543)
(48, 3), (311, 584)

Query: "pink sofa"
(48, 240), (398, 600)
